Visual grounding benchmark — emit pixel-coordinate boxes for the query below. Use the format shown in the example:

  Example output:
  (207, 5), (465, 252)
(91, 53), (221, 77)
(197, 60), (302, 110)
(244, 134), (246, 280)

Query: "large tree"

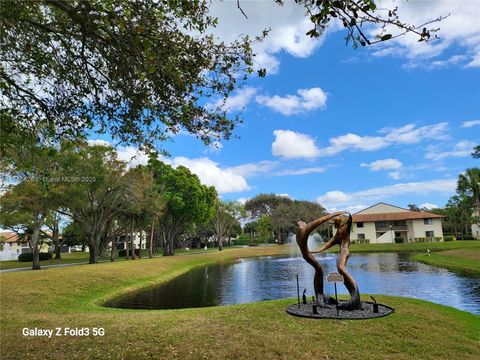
(1, 0), (256, 151)
(0, 145), (63, 269)
(245, 194), (325, 244)
(211, 200), (243, 251)
(57, 141), (127, 263)
(0, 180), (60, 269)
(149, 160), (217, 256)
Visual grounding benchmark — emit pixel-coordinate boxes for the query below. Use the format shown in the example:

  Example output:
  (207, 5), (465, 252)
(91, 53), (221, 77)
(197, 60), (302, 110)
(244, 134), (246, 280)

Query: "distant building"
(0, 231), (50, 260)
(333, 203), (445, 244)
(116, 231), (147, 251)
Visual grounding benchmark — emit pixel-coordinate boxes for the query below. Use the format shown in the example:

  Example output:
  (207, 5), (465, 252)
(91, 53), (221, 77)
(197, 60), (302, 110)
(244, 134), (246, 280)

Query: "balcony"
(375, 225), (407, 232)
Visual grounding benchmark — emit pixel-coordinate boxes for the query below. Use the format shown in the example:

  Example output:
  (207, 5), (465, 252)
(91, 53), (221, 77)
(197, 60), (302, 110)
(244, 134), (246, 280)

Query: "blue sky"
(92, 0), (480, 213)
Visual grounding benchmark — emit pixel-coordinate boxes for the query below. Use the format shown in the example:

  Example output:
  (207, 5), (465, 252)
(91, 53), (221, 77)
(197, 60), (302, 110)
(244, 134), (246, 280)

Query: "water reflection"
(105, 253), (480, 314)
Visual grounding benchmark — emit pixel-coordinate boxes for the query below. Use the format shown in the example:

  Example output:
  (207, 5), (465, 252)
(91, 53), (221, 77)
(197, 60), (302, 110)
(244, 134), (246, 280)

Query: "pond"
(104, 253), (480, 314)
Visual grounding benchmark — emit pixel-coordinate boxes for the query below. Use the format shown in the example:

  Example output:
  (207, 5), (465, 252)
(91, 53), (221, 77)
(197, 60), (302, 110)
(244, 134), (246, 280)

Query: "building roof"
(352, 211), (445, 222)
(354, 202), (410, 215)
(0, 231), (19, 243)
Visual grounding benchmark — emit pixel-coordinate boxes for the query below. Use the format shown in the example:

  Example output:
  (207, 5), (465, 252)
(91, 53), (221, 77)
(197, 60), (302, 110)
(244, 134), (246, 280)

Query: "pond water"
(105, 253), (480, 314)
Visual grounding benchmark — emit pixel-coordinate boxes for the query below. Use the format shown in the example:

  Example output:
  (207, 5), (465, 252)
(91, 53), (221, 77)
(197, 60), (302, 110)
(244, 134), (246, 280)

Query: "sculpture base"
(286, 301), (394, 320)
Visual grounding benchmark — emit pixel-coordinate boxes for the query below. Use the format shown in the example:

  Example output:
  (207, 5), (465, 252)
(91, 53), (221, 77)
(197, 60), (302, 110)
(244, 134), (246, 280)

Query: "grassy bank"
(412, 248), (480, 276)
(343, 240), (480, 254)
(0, 247), (235, 270)
(1, 245), (479, 359)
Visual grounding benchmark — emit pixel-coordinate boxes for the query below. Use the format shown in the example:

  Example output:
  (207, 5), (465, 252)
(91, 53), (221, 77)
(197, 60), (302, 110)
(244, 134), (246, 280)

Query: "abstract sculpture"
(296, 212), (361, 310)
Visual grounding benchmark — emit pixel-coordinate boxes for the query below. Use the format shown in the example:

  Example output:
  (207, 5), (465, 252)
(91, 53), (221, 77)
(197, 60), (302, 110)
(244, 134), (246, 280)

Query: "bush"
(18, 252), (52, 262)
(394, 237), (404, 244)
(443, 235), (454, 241)
(118, 249), (140, 257)
(351, 239), (370, 244)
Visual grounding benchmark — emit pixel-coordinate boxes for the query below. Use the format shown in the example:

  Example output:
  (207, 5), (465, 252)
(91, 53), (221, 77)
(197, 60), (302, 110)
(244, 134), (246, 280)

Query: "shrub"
(118, 249), (140, 257)
(394, 237), (404, 244)
(18, 252), (52, 262)
(443, 235), (454, 241)
(351, 239), (370, 244)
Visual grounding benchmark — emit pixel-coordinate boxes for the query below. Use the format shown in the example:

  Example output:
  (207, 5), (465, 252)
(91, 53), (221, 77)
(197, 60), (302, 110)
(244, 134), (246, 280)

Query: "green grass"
(412, 248), (480, 276)
(340, 240), (480, 254)
(1, 245), (479, 359)
(0, 247), (235, 270)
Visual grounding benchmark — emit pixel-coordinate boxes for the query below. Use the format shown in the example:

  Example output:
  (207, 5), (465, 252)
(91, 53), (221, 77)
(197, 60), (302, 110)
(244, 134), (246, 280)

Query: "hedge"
(118, 249), (140, 257)
(18, 252), (52, 262)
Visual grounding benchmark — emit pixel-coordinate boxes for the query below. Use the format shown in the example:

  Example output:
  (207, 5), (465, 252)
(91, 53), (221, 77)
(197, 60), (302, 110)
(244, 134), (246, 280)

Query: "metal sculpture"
(296, 212), (361, 310)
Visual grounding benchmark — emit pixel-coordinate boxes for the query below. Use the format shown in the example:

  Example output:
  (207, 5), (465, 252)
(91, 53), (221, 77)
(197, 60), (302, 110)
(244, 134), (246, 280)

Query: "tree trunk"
(163, 232), (174, 256)
(218, 235), (223, 251)
(54, 243), (61, 259)
(149, 218), (155, 258)
(31, 228), (41, 270)
(88, 243), (98, 264)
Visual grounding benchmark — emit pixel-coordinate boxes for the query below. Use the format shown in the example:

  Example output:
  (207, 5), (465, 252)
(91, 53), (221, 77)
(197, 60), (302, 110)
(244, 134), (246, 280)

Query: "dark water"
(105, 253), (480, 314)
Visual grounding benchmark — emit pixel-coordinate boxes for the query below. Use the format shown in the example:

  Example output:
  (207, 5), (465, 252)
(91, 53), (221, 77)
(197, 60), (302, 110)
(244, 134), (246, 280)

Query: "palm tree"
(457, 168), (480, 220)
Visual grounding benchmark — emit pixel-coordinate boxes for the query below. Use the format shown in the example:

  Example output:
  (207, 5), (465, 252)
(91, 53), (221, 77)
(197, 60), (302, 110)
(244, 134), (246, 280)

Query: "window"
(424, 218), (433, 225)
(425, 231), (434, 238)
(357, 222), (364, 228)
(357, 234), (365, 240)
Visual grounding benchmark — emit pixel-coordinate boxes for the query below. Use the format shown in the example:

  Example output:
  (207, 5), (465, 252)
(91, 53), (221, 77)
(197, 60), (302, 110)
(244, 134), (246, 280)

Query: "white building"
(0, 231), (50, 260)
(337, 203), (445, 244)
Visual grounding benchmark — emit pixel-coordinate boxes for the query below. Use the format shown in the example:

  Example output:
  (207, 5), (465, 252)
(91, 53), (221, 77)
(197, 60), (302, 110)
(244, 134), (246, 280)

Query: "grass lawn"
(1, 245), (479, 359)
(343, 240), (480, 253)
(0, 247), (228, 270)
(412, 248), (480, 276)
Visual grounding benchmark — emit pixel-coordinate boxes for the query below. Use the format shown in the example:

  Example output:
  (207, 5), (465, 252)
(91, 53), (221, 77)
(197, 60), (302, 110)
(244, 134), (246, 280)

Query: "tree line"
(0, 141), (246, 269)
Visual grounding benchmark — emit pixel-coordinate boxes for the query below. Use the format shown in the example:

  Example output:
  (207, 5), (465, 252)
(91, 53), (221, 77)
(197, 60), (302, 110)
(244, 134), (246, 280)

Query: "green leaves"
(2, 0), (254, 151)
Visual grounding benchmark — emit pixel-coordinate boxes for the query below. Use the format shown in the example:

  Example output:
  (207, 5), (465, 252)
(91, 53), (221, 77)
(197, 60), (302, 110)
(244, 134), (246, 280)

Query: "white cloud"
(327, 204), (369, 214)
(318, 122), (448, 156)
(214, 86), (257, 112)
(369, 0), (480, 68)
(462, 120), (480, 128)
(425, 140), (475, 161)
(256, 87), (328, 115)
(236, 197), (250, 205)
(316, 179), (456, 210)
(388, 171), (402, 180)
(87, 139), (112, 147)
(277, 167), (326, 176)
(169, 157), (249, 194)
(227, 160), (279, 178)
(420, 202), (438, 210)
(361, 158), (403, 171)
(116, 146), (150, 168)
(271, 130), (320, 159)
(209, 1), (323, 74)
(317, 190), (351, 204)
